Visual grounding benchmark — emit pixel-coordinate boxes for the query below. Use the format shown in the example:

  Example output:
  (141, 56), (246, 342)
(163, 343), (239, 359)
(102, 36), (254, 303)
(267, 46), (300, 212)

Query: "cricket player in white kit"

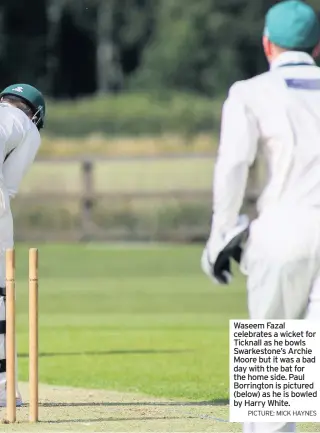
(201, 1), (320, 432)
(0, 84), (45, 406)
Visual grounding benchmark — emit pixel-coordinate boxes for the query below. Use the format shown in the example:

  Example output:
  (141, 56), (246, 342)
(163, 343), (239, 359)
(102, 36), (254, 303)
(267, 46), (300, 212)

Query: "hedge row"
(45, 92), (223, 137)
(12, 198), (256, 243)
(12, 199), (210, 242)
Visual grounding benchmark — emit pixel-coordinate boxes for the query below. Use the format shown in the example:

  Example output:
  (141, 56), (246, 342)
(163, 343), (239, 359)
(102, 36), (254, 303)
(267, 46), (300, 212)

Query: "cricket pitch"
(0, 383), (318, 432)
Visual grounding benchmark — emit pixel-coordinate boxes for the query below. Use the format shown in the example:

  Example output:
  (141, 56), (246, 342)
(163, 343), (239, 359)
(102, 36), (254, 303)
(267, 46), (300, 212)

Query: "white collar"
(270, 51), (315, 70)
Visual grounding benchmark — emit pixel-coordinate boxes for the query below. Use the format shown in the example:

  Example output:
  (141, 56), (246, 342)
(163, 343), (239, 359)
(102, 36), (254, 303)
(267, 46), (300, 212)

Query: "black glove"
(202, 215), (250, 285)
(212, 225), (249, 284)
(213, 245), (243, 284)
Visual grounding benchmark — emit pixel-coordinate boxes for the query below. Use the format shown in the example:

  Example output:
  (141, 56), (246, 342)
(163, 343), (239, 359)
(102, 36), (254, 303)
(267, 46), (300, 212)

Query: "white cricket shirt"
(213, 51), (320, 239)
(0, 103), (41, 198)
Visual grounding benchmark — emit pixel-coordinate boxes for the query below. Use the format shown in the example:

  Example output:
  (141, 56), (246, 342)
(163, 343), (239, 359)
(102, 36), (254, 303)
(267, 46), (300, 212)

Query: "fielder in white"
(201, 1), (320, 432)
(0, 84), (45, 406)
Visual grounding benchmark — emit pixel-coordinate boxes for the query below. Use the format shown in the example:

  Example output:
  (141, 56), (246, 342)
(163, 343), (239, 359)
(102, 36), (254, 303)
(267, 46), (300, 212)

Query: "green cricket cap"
(264, 0), (320, 50)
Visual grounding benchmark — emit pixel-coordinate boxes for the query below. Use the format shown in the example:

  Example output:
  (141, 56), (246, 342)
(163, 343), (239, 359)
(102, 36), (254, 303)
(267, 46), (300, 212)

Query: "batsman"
(0, 84), (45, 406)
(201, 1), (320, 432)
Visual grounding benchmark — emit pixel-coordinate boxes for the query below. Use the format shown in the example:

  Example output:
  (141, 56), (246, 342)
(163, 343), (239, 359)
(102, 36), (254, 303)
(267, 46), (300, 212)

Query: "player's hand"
(201, 214), (249, 285)
(201, 244), (242, 285)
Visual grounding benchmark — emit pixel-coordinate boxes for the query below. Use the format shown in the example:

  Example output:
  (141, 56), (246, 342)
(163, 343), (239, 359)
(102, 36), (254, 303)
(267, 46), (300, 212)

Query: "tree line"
(0, 0), (318, 99)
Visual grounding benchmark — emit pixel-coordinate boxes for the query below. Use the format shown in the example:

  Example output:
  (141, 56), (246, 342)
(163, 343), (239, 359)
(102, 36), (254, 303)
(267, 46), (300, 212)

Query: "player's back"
(238, 52), (320, 212)
(0, 103), (35, 157)
(0, 102), (40, 197)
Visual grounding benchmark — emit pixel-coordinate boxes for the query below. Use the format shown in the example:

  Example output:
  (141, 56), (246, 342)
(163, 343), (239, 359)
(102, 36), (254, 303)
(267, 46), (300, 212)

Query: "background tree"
(0, 0), (318, 98)
(1, 0), (47, 88)
(135, 0), (277, 96)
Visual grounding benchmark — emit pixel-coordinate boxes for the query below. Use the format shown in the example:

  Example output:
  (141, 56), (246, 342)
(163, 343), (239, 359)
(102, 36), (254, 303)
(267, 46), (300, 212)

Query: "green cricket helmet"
(0, 84), (46, 129)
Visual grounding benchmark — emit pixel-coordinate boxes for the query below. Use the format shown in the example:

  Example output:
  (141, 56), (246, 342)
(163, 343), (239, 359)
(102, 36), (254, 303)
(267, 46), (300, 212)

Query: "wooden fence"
(12, 154), (263, 242)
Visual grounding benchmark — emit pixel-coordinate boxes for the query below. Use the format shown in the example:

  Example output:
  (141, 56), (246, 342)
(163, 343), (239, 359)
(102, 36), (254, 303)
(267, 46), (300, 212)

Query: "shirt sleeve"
(212, 83), (259, 237)
(0, 128), (7, 182)
(3, 127), (41, 198)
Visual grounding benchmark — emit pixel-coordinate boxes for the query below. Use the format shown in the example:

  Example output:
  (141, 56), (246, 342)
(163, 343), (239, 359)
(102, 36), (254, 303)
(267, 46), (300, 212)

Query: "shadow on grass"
(39, 399), (229, 408)
(18, 349), (192, 358)
(44, 415), (199, 424)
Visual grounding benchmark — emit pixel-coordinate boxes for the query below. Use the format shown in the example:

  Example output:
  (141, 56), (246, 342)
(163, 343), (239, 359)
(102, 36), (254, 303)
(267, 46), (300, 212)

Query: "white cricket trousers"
(0, 189), (19, 402)
(240, 205), (320, 433)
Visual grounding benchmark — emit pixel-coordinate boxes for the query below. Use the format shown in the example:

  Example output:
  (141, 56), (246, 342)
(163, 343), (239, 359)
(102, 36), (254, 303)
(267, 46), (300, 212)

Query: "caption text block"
(229, 320), (320, 422)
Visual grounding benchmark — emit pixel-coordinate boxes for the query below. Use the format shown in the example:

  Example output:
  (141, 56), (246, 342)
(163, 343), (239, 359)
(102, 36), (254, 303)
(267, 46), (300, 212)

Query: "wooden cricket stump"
(5, 249), (15, 423)
(5, 248), (39, 423)
(29, 248), (39, 422)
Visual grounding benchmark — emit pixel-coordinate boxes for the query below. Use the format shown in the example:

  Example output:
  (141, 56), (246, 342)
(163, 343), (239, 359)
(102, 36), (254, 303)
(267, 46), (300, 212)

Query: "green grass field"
(15, 243), (246, 401)
(3, 243), (317, 432)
